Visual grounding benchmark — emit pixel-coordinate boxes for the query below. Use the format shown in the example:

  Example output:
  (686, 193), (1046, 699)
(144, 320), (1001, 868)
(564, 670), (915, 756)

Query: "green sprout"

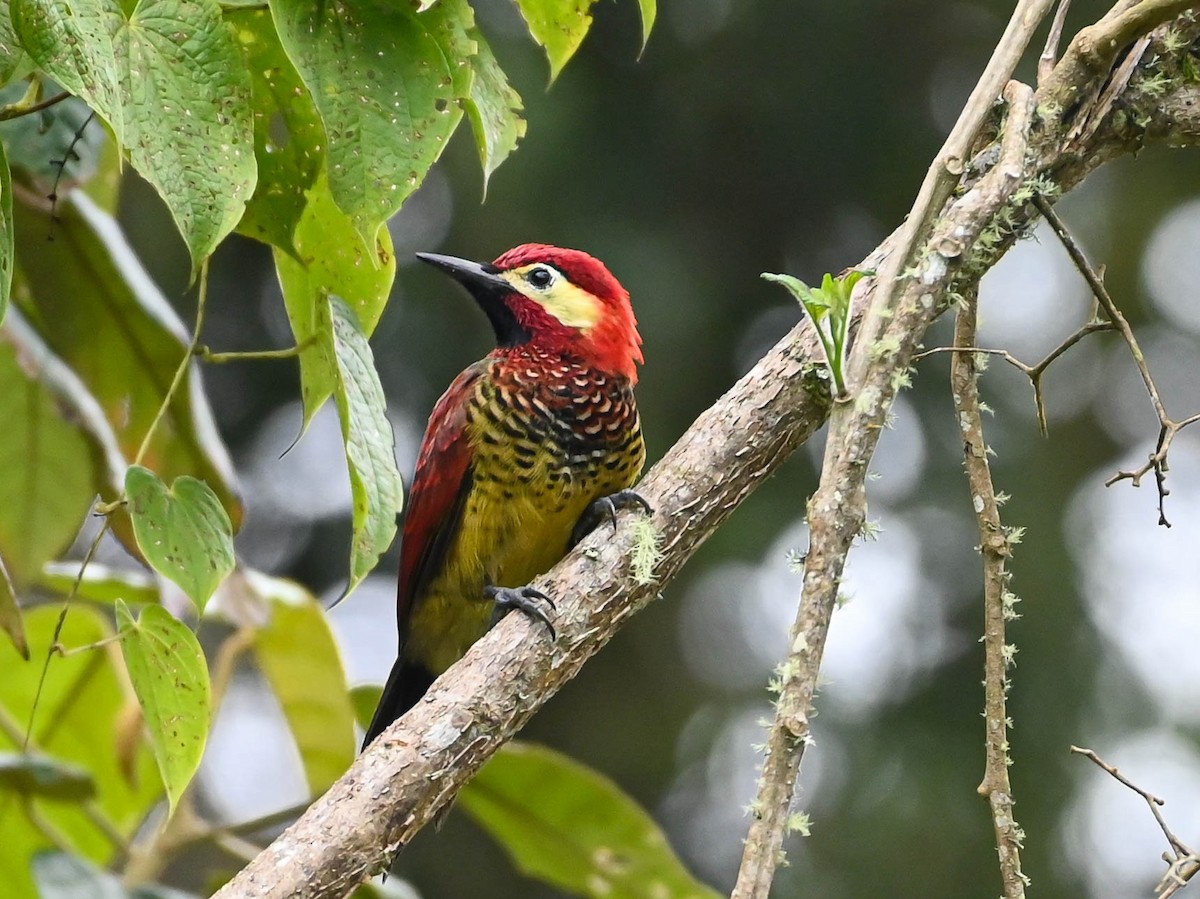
(762, 270), (866, 399)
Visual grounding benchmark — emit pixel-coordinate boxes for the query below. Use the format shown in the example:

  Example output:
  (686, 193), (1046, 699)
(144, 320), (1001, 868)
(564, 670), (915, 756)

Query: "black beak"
(416, 251), (530, 348)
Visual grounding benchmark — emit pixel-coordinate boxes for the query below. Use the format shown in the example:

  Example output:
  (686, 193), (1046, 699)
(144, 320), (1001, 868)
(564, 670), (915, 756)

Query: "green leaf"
(10, 0), (126, 141)
(0, 312), (118, 587)
(271, 0), (462, 245)
(349, 684), (382, 732)
(0, 752), (95, 801)
(636, 0), (656, 52)
(326, 294), (404, 594)
(514, 0), (598, 82)
(11, 192), (242, 544)
(39, 561), (161, 606)
(0, 80), (109, 198)
(252, 577), (355, 795)
(125, 466), (234, 613)
(229, 7), (324, 255)
(464, 24), (526, 193)
(0, 137), (11, 325)
(460, 743), (722, 899)
(273, 170), (395, 429)
(115, 600), (210, 815)
(0, 606), (162, 899)
(115, 0), (256, 269)
(0, 553), (27, 659)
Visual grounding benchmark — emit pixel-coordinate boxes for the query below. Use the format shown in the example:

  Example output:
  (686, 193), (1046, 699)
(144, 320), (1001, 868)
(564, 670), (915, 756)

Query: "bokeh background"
(113, 0), (1200, 896)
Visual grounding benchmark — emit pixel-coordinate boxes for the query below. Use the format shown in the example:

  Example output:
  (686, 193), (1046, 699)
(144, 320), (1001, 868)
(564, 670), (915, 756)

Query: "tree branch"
(214, 8), (1200, 898)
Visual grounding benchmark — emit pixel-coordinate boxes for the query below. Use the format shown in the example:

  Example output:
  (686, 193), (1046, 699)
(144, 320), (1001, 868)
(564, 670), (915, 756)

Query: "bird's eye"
(526, 266), (555, 289)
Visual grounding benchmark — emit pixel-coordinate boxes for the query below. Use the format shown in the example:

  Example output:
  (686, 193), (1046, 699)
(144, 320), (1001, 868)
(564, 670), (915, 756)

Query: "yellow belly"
(405, 454), (635, 674)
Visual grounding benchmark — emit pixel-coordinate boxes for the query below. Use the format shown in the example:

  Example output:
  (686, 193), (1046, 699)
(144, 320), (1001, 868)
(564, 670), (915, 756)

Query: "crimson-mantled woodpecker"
(363, 244), (647, 747)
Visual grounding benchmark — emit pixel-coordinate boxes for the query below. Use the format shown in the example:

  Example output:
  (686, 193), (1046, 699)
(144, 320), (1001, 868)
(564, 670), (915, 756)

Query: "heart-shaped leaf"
(115, 600), (210, 815)
(124, 465), (234, 613)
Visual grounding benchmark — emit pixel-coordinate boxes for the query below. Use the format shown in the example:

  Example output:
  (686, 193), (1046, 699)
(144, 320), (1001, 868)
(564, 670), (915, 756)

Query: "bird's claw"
(485, 584), (557, 640)
(570, 488), (653, 547)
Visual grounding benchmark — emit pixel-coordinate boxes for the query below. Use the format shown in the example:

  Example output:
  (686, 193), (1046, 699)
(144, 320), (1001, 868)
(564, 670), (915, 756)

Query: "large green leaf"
(0, 752), (95, 801)
(125, 465), (234, 613)
(271, 0), (462, 245)
(0, 137), (11, 325)
(115, 600), (210, 815)
(12, 0), (256, 268)
(326, 295), (404, 594)
(115, 0), (256, 268)
(229, 7), (324, 255)
(514, 0), (598, 82)
(0, 606), (162, 899)
(0, 312), (119, 586)
(460, 743), (722, 899)
(12, 192), (242, 542)
(0, 553), (27, 659)
(253, 577), (355, 794)
(273, 170), (395, 428)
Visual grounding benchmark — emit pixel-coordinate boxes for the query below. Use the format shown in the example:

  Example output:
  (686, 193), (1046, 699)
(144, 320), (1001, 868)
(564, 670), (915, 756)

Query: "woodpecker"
(363, 244), (647, 747)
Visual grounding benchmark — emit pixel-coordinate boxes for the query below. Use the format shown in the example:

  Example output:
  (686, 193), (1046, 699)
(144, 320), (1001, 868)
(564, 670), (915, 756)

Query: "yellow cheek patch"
(501, 267), (602, 330)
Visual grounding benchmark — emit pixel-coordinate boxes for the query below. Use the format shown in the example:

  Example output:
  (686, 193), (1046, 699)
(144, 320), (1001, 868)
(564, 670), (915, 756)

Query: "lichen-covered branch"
(214, 8), (1200, 898)
(952, 292), (1028, 898)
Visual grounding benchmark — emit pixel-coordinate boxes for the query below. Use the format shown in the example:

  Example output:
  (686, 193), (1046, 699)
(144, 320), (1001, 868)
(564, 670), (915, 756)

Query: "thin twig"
(1070, 746), (1200, 897)
(0, 91), (71, 122)
(915, 315), (1117, 435)
(1039, 0), (1074, 85)
(1034, 195), (1200, 525)
(952, 289), (1028, 898)
(196, 337), (314, 365)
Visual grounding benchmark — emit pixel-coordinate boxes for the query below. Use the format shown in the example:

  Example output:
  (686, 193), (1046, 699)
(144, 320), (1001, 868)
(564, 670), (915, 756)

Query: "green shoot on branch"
(762, 270), (866, 399)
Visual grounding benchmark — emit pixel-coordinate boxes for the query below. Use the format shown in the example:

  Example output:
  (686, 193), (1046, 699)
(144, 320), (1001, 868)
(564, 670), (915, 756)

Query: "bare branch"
(1039, 0), (1074, 85)
(1035, 196), (1200, 525)
(1070, 746), (1200, 896)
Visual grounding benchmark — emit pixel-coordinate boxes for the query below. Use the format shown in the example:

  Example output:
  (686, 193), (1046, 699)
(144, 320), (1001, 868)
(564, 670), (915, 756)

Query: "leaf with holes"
(125, 466), (234, 613)
(115, 600), (210, 815)
(514, 0), (597, 82)
(325, 295), (403, 594)
(460, 743), (722, 899)
(229, 7), (324, 255)
(271, 0), (462, 245)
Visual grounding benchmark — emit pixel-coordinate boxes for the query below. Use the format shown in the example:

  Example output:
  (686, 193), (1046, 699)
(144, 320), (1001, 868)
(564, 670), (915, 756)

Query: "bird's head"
(416, 244), (643, 383)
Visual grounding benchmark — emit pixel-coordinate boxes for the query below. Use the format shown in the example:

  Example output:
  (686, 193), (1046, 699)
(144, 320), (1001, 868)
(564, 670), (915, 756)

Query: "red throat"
(493, 244), (644, 384)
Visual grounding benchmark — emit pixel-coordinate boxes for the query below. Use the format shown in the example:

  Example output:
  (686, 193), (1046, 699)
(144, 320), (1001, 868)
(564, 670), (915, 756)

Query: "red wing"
(396, 362), (484, 636)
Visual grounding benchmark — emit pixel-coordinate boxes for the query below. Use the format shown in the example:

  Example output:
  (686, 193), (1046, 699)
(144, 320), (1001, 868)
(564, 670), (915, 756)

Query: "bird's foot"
(570, 488), (653, 547)
(485, 584), (557, 640)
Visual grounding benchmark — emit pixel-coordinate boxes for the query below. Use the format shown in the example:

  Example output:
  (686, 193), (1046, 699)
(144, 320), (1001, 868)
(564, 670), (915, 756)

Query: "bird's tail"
(362, 659), (436, 750)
